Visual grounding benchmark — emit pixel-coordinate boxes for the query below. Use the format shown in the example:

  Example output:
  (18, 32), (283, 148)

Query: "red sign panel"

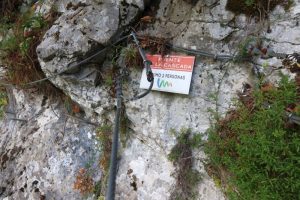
(146, 55), (195, 72)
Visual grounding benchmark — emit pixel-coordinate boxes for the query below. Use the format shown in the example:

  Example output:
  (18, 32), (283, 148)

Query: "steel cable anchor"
(106, 32), (154, 200)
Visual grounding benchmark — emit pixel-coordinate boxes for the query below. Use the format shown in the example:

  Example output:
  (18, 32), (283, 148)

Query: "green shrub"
(0, 5), (60, 96)
(96, 125), (112, 172)
(121, 44), (142, 68)
(0, 91), (7, 119)
(168, 128), (203, 200)
(0, 35), (18, 53)
(245, 0), (254, 6)
(226, 0), (294, 16)
(205, 76), (300, 200)
(94, 125), (113, 198)
(0, 12), (46, 55)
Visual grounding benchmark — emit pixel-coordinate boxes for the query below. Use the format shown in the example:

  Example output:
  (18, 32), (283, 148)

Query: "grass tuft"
(205, 75), (300, 200)
(0, 3), (61, 96)
(226, 0), (294, 16)
(73, 168), (95, 195)
(0, 88), (7, 119)
(96, 125), (112, 173)
(168, 128), (203, 200)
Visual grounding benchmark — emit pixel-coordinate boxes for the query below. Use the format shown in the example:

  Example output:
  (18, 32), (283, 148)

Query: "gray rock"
(2, 0), (300, 199)
(36, 0), (145, 115)
(114, 60), (251, 200)
(112, 0), (300, 199)
(0, 88), (100, 200)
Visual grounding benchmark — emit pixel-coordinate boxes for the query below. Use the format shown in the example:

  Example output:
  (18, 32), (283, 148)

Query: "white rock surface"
(0, 88), (100, 199)
(115, 60), (251, 200)
(1, 0), (300, 199)
(36, 0), (144, 115)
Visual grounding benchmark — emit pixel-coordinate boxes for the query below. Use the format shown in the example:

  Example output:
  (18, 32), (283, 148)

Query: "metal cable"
(128, 31), (154, 101)
(106, 76), (122, 200)
(1, 35), (292, 87)
(129, 79), (154, 101)
(106, 32), (155, 200)
(19, 35), (131, 86)
(105, 63), (154, 199)
(166, 43), (253, 61)
(135, 35), (255, 62)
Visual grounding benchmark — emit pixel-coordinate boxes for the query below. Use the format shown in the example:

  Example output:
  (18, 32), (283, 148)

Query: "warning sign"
(139, 54), (195, 94)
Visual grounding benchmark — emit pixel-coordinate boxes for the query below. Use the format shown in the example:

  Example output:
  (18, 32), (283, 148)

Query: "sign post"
(140, 54), (195, 95)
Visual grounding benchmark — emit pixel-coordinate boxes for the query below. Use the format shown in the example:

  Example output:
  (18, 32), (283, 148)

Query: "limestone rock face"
(0, 88), (99, 199)
(116, 61), (250, 200)
(1, 0), (300, 199)
(36, 0), (145, 115)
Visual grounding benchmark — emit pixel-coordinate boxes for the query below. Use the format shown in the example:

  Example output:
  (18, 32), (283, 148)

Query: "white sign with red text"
(140, 54), (195, 94)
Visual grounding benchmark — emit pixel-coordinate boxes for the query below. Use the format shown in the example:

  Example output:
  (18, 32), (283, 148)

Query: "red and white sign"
(140, 54), (195, 94)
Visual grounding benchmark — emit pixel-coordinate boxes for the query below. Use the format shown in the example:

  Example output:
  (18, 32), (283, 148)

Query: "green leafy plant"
(0, 35), (18, 53)
(237, 36), (257, 58)
(104, 75), (113, 87)
(121, 44), (142, 68)
(226, 0), (294, 17)
(205, 75), (300, 200)
(0, 5), (60, 96)
(120, 105), (130, 147)
(19, 38), (32, 55)
(23, 14), (45, 29)
(0, 12), (46, 55)
(94, 125), (113, 198)
(245, 0), (254, 6)
(96, 125), (113, 170)
(168, 128), (203, 200)
(0, 90), (8, 119)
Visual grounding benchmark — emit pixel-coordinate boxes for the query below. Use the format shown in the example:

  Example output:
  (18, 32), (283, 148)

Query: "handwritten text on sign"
(140, 55), (195, 94)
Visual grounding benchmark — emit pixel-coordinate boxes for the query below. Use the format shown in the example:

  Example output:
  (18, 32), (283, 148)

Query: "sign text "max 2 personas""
(140, 54), (195, 94)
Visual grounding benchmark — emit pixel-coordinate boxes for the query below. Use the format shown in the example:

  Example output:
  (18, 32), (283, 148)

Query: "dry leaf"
(261, 83), (274, 92)
(140, 16), (153, 23)
(72, 104), (80, 113)
(73, 168), (94, 194)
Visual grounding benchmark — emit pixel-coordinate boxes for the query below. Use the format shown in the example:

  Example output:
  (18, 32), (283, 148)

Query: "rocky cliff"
(1, 0), (300, 199)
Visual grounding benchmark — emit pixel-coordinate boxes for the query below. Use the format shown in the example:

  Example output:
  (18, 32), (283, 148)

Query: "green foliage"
(63, 96), (74, 114)
(96, 125), (112, 173)
(168, 128), (203, 200)
(22, 14), (45, 29)
(97, 196), (105, 200)
(207, 91), (219, 103)
(96, 125), (112, 151)
(0, 5), (60, 96)
(226, 0), (294, 16)
(245, 0), (254, 6)
(95, 125), (113, 199)
(0, 18), (17, 53)
(0, 11), (46, 55)
(120, 105), (130, 147)
(104, 76), (113, 87)
(205, 76), (300, 200)
(121, 45), (136, 61)
(168, 129), (203, 162)
(121, 44), (142, 68)
(237, 36), (256, 58)
(0, 35), (18, 53)
(0, 91), (8, 119)
(0, 21), (12, 34)
(296, 104), (300, 115)
(19, 38), (32, 55)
